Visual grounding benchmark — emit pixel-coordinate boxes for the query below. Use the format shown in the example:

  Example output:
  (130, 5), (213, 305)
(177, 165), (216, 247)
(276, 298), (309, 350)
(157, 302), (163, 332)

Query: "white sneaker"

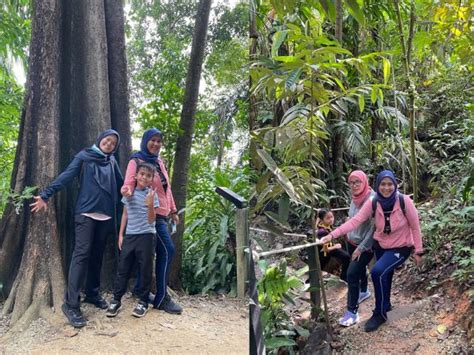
(339, 310), (360, 327)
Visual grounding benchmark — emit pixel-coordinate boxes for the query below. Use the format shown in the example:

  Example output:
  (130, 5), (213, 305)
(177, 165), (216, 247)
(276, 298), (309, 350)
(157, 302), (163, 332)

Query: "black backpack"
(372, 192), (406, 218)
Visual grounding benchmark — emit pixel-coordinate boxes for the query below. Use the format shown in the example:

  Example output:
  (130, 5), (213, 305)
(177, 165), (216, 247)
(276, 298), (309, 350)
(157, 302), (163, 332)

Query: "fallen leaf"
(63, 329), (79, 338)
(437, 324), (447, 334)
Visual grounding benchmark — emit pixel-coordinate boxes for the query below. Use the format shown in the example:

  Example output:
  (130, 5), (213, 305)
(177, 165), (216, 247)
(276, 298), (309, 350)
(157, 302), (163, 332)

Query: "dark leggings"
(319, 245), (351, 282)
(66, 215), (113, 309)
(346, 243), (373, 312)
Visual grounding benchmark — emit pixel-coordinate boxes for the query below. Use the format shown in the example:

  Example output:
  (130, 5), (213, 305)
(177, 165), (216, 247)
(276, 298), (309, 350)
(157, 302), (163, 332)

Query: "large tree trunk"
(0, 0), (64, 330)
(0, 0), (130, 330)
(104, 0), (131, 170)
(169, 0), (212, 289)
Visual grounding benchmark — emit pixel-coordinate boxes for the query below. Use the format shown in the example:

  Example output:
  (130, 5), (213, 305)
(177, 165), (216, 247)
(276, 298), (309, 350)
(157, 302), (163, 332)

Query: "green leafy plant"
(182, 166), (249, 294)
(257, 258), (306, 354)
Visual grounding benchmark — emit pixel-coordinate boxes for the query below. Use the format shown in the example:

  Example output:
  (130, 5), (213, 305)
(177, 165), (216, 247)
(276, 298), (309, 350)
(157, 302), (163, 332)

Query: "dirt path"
(0, 293), (248, 354)
(293, 265), (472, 354)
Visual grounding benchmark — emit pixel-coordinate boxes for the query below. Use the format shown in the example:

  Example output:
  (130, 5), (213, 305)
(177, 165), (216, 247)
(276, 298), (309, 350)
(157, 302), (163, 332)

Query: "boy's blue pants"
(134, 216), (175, 307)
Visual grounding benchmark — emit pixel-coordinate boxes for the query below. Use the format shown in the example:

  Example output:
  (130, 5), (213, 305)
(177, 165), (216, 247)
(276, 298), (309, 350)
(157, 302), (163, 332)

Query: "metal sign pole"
(215, 187), (249, 298)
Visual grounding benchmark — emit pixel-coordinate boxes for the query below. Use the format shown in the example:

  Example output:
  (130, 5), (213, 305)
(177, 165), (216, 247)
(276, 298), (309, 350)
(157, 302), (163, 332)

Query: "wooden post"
(307, 244), (321, 319)
(236, 207), (249, 298)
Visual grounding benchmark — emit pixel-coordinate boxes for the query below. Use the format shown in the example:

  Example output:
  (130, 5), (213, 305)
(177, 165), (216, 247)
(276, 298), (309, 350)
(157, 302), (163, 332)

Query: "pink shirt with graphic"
(123, 158), (177, 217)
(331, 194), (423, 254)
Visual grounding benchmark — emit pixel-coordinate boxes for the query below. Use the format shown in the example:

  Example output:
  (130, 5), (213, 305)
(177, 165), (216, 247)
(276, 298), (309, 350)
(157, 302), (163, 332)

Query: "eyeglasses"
(348, 180), (362, 187)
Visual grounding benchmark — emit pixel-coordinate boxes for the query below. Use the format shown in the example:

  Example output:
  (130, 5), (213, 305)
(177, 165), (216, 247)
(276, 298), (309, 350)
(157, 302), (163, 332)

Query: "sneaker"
(338, 310), (360, 327)
(156, 294), (183, 314)
(358, 290), (371, 304)
(364, 312), (386, 332)
(132, 302), (148, 318)
(106, 300), (122, 317)
(148, 292), (156, 304)
(61, 303), (87, 328)
(83, 296), (108, 309)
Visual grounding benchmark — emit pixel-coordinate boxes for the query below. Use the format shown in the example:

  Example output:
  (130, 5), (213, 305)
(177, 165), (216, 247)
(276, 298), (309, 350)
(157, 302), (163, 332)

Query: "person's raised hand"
(121, 185), (132, 197)
(30, 196), (47, 213)
(145, 188), (156, 208)
(320, 234), (332, 244)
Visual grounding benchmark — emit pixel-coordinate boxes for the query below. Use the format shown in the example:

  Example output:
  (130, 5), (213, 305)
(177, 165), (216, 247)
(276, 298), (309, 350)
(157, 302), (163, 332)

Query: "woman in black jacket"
(31, 129), (123, 328)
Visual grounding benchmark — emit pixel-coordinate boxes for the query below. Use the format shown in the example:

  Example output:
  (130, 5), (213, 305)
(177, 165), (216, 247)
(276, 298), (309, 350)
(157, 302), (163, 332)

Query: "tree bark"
(0, 0), (64, 330)
(0, 0), (130, 329)
(169, 0), (212, 289)
(104, 0), (131, 170)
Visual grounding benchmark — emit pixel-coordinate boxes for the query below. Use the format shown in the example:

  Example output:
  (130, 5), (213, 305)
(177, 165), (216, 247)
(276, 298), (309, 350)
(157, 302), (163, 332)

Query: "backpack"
(372, 192), (406, 218)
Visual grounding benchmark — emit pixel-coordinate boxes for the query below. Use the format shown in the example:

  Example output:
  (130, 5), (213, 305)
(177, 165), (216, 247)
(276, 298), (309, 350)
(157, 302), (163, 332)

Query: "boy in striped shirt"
(106, 163), (159, 318)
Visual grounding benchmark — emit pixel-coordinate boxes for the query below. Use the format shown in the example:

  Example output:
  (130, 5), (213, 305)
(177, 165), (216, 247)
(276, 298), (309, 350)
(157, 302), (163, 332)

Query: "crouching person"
(107, 163), (159, 318)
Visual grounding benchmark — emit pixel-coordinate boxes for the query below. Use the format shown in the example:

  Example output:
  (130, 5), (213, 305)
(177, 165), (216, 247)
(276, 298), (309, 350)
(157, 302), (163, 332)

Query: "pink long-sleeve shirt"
(331, 194), (423, 254)
(123, 158), (177, 217)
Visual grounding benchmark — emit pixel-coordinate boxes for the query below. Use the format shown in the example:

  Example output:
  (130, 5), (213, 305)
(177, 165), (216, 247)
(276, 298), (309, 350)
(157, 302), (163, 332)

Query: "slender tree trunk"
(169, 0), (212, 289)
(335, 0), (343, 42)
(371, 24), (382, 165)
(393, 0), (418, 202)
(0, 0), (130, 330)
(216, 131), (225, 168)
(332, 0), (344, 205)
(249, 0), (261, 170)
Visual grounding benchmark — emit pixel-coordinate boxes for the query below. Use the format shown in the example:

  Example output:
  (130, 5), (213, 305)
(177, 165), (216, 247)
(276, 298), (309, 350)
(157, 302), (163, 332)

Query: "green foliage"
(257, 258), (306, 354)
(451, 246), (474, 284)
(0, 0), (30, 216)
(0, 72), (23, 216)
(182, 166), (249, 294)
(128, 0), (249, 173)
(250, 0), (391, 215)
(0, 0), (31, 69)
(1, 186), (37, 218)
(418, 116), (473, 288)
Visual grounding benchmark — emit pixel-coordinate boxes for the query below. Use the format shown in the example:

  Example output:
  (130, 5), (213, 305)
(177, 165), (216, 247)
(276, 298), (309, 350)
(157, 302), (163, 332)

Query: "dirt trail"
(0, 294), (248, 354)
(294, 265), (472, 354)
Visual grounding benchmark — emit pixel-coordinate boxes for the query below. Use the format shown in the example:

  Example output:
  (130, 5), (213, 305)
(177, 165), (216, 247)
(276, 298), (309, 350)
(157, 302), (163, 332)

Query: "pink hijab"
(349, 170), (372, 208)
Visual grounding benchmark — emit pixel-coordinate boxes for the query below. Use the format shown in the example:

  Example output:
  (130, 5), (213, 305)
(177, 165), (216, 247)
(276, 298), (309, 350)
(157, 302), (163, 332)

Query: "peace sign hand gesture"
(145, 188), (156, 208)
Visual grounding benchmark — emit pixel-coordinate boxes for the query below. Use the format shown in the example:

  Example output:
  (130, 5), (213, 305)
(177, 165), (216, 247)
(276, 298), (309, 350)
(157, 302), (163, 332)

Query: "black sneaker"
(106, 300), (122, 317)
(132, 302), (148, 318)
(157, 294), (183, 314)
(364, 312), (386, 332)
(83, 295), (108, 309)
(61, 303), (87, 328)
